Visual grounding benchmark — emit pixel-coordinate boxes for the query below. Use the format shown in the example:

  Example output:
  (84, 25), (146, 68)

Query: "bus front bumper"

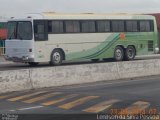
(5, 56), (34, 63)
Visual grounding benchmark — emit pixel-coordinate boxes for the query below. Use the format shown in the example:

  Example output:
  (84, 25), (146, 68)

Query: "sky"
(0, 0), (160, 18)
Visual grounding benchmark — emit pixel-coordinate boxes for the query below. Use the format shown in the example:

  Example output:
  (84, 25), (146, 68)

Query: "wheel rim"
(52, 52), (61, 64)
(127, 48), (134, 58)
(115, 49), (122, 60)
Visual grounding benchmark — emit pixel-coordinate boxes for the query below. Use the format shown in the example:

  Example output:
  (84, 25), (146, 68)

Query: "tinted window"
(81, 21), (96, 33)
(97, 21), (110, 32)
(34, 20), (48, 41)
(7, 21), (32, 40)
(65, 21), (80, 33)
(17, 22), (32, 40)
(48, 21), (63, 33)
(112, 21), (124, 32)
(140, 21), (151, 32)
(7, 22), (17, 39)
(126, 21), (138, 32)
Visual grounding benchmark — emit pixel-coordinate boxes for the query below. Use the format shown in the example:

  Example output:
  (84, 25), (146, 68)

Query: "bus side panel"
(34, 31), (157, 62)
(65, 33), (118, 61)
(34, 33), (115, 62)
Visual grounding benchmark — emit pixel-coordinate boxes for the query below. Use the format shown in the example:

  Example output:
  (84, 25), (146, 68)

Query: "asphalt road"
(0, 75), (160, 120)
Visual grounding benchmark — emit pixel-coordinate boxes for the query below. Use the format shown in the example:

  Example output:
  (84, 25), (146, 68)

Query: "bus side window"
(126, 21), (138, 32)
(97, 20), (110, 32)
(34, 20), (48, 41)
(112, 20), (125, 32)
(65, 21), (80, 33)
(81, 21), (96, 33)
(139, 21), (151, 32)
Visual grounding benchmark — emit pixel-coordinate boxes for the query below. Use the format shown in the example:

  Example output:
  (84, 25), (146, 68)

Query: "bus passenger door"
(34, 20), (48, 62)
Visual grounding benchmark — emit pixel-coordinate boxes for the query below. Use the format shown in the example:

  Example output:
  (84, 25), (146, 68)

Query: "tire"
(91, 59), (99, 62)
(50, 49), (64, 66)
(125, 46), (136, 61)
(114, 46), (124, 61)
(28, 62), (39, 66)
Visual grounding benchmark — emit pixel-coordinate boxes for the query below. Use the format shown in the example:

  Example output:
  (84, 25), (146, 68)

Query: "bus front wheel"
(125, 46), (136, 61)
(50, 49), (63, 66)
(114, 46), (124, 61)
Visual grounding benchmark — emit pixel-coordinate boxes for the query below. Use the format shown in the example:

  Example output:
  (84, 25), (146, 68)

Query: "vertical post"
(2, 40), (5, 55)
(0, 40), (2, 56)
(0, 40), (5, 55)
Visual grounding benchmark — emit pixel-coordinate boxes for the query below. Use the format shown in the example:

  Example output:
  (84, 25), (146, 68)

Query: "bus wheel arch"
(50, 48), (65, 66)
(114, 45), (125, 61)
(125, 45), (136, 61)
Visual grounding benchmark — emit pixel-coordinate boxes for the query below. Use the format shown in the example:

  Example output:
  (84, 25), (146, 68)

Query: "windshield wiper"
(9, 31), (23, 40)
(9, 31), (16, 40)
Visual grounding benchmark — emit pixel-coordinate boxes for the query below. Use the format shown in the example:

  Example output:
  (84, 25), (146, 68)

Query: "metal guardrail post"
(0, 40), (5, 56)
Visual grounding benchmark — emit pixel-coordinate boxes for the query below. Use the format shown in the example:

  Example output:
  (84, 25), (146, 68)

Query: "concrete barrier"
(117, 59), (160, 79)
(0, 69), (32, 93)
(30, 62), (119, 88)
(0, 59), (160, 93)
(30, 59), (160, 89)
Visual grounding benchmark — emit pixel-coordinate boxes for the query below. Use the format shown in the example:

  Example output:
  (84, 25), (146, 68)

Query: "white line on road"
(9, 105), (44, 112)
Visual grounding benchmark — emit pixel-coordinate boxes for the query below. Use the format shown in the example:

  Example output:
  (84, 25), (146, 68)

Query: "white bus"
(5, 12), (159, 66)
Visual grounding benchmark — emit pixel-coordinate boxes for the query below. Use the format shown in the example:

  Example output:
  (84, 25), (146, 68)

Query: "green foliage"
(0, 22), (6, 28)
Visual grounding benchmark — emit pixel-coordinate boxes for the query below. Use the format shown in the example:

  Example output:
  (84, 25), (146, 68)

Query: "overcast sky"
(0, 0), (160, 18)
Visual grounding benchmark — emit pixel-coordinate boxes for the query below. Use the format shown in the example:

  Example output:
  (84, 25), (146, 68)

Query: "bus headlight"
(155, 48), (159, 54)
(22, 56), (29, 61)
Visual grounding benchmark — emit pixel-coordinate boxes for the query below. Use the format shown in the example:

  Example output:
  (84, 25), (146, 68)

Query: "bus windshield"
(7, 21), (32, 40)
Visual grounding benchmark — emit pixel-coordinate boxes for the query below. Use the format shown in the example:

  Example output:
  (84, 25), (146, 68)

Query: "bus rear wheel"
(50, 49), (63, 66)
(125, 46), (136, 61)
(114, 46), (124, 61)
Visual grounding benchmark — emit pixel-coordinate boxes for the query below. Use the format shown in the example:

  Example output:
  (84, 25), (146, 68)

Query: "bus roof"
(9, 12), (155, 21)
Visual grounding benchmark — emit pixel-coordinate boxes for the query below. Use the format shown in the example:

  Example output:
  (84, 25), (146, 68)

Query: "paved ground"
(0, 75), (160, 120)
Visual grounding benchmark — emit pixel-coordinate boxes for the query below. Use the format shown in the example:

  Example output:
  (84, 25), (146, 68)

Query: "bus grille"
(148, 41), (153, 52)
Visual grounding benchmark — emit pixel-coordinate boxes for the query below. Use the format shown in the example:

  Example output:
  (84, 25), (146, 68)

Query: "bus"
(149, 13), (160, 49)
(0, 20), (7, 55)
(5, 12), (159, 66)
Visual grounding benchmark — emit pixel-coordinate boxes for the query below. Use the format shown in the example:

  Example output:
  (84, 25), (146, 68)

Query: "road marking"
(42, 94), (78, 106)
(0, 95), (12, 99)
(18, 106), (44, 111)
(59, 96), (99, 110)
(121, 101), (150, 115)
(0, 91), (28, 99)
(9, 110), (16, 112)
(9, 106), (44, 112)
(8, 91), (47, 102)
(22, 92), (62, 103)
(83, 99), (120, 113)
